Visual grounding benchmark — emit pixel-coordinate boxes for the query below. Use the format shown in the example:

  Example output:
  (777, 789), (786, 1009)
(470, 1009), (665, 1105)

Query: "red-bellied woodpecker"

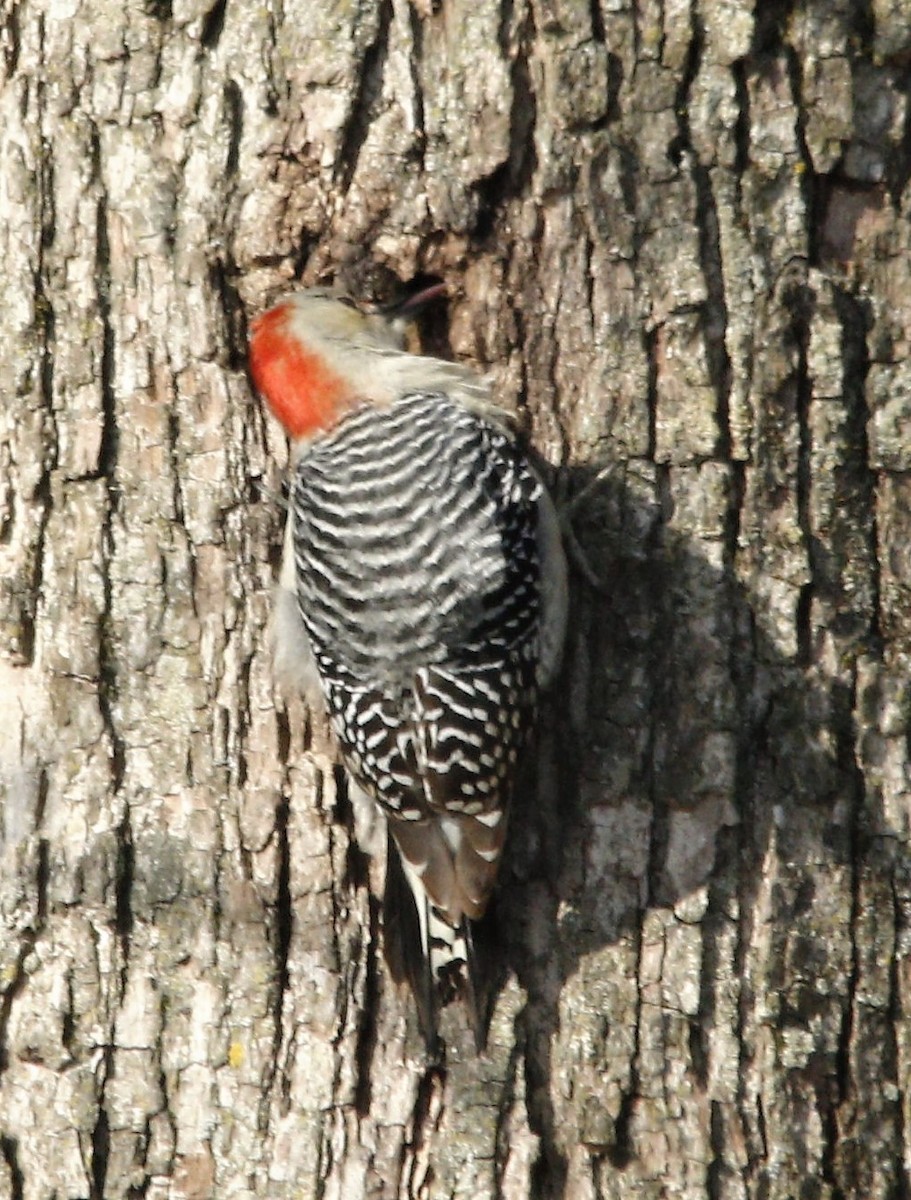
(249, 285), (567, 1050)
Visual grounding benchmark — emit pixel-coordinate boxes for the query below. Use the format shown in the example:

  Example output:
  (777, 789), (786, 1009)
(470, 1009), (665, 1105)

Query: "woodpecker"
(249, 285), (567, 1050)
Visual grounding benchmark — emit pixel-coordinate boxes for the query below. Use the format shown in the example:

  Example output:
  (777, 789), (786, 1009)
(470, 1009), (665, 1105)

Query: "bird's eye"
(337, 296), (359, 310)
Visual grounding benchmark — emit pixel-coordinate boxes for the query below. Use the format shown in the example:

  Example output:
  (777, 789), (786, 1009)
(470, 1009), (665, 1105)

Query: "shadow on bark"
(493, 457), (892, 1198)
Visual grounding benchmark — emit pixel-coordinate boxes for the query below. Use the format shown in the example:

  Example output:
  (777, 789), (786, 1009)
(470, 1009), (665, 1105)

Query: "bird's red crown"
(249, 302), (348, 439)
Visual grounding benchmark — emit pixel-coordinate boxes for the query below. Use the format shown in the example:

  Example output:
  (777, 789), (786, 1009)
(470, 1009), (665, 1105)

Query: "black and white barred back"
(291, 389), (544, 1046)
(292, 390), (542, 823)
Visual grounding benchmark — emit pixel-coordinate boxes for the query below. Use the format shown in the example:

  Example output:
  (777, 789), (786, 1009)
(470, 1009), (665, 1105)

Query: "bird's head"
(249, 284), (446, 441)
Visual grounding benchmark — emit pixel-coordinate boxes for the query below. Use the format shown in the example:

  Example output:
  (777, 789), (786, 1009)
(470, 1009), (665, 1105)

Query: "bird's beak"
(381, 281), (448, 322)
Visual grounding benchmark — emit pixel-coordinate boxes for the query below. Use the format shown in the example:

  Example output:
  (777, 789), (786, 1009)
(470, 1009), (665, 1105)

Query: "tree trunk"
(2, 1), (910, 1197)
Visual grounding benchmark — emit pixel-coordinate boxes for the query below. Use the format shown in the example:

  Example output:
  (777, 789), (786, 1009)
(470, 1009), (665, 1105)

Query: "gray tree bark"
(2, 0), (910, 1197)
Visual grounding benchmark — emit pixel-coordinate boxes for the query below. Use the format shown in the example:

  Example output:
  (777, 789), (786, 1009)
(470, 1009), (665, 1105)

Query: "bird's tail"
(382, 828), (488, 1052)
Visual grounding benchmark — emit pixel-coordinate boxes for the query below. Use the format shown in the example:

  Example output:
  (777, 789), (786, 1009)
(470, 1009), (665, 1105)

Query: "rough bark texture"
(2, 1), (911, 1197)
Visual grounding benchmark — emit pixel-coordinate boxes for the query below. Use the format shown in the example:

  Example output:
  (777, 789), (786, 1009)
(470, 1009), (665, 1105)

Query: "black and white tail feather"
(382, 826), (487, 1051)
